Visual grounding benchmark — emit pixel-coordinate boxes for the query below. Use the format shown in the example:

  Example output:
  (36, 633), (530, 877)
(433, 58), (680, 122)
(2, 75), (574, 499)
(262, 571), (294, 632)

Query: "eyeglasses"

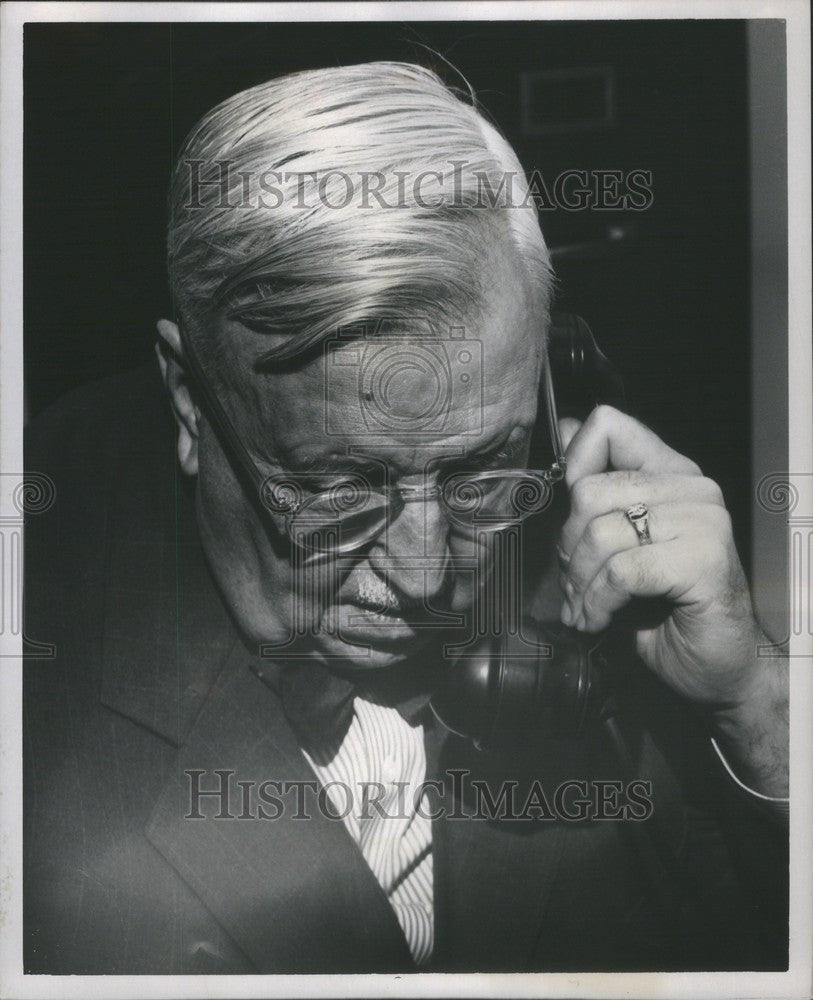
(177, 323), (567, 556)
(262, 465), (564, 554)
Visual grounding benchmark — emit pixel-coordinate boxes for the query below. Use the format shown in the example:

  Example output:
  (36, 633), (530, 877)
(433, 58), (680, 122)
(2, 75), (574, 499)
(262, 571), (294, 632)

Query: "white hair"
(167, 62), (553, 369)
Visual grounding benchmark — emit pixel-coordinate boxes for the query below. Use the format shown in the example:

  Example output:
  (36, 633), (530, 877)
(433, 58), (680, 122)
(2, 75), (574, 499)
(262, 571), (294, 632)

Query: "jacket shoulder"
(25, 362), (173, 482)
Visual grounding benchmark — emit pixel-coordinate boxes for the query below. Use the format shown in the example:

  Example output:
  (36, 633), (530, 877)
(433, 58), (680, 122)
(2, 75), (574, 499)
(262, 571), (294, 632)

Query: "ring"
(624, 502), (653, 545)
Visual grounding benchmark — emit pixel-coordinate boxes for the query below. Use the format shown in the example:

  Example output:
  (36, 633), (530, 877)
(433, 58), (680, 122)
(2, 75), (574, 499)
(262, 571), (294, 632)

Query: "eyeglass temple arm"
(176, 320), (270, 506)
(542, 354), (568, 478)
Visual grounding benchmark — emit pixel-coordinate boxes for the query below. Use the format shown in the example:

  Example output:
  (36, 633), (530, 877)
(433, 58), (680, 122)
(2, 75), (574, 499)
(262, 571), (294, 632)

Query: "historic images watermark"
(183, 160), (654, 212)
(184, 767), (654, 823)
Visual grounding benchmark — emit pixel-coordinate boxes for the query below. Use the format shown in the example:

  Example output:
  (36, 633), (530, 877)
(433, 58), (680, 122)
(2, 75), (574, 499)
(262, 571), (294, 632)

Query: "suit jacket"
(23, 363), (788, 975)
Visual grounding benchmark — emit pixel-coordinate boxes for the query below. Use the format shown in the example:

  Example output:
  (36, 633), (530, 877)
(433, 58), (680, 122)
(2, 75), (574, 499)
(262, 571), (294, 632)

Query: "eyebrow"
(284, 452), (385, 474)
(279, 426), (531, 477)
(471, 427), (530, 461)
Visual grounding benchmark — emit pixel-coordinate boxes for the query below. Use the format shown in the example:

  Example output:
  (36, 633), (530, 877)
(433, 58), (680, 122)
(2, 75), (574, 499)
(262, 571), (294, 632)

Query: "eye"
(306, 478), (375, 516)
(355, 466), (388, 490)
(303, 469), (386, 495)
(480, 445), (516, 468)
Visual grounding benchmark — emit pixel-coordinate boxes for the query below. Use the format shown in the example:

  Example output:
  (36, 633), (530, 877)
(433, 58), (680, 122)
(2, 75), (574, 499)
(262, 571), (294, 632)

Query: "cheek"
(447, 532), (499, 608)
(195, 424), (291, 605)
(196, 419), (281, 543)
(196, 423), (251, 531)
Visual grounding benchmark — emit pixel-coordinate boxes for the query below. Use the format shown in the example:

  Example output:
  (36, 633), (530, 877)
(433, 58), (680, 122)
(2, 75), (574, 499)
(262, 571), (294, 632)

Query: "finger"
(575, 524), (736, 632)
(573, 535), (723, 633)
(562, 502), (723, 619)
(558, 417), (582, 452)
(564, 406), (702, 488)
(559, 472), (725, 558)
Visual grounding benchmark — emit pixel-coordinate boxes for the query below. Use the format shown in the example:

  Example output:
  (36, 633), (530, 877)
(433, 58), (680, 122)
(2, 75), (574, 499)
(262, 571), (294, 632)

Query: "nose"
(367, 495), (451, 604)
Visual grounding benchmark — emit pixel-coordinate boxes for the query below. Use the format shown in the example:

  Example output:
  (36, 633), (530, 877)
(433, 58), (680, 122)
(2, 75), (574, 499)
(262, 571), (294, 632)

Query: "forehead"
(222, 236), (543, 471)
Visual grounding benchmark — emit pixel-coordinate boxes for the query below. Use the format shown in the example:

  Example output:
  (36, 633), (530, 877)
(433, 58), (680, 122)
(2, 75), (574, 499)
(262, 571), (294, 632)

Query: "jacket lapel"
(144, 639), (415, 973)
(96, 387), (413, 971)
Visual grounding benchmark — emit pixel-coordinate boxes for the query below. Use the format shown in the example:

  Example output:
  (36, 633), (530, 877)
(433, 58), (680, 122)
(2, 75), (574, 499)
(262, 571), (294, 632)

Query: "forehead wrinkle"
(277, 420), (532, 482)
(207, 227), (543, 468)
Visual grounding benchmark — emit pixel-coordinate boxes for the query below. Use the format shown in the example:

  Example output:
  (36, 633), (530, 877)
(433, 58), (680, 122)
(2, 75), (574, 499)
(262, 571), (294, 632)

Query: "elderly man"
(24, 62), (787, 975)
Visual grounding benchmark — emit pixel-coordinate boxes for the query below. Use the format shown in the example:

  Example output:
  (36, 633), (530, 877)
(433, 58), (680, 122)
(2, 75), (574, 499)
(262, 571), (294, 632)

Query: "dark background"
(24, 20), (752, 562)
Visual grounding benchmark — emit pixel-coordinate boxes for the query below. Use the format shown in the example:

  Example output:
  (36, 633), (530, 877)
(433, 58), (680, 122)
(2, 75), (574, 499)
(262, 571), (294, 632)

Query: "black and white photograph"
(1, 2), (810, 997)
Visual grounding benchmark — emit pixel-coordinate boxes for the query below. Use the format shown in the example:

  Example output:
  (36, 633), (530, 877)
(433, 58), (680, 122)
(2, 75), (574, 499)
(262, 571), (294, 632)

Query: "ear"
(155, 318), (199, 476)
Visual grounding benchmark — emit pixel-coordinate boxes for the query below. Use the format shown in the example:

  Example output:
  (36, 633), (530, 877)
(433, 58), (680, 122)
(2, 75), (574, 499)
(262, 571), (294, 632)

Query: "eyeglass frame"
(176, 320), (568, 553)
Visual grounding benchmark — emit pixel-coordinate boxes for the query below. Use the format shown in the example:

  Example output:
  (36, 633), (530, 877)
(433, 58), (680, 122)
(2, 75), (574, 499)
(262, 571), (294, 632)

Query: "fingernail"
(556, 544), (571, 568)
(575, 612), (586, 632)
(560, 601), (573, 626)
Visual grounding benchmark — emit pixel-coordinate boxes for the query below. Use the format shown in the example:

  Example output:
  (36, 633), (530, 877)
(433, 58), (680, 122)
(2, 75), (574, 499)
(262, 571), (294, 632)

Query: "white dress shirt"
(303, 695), (434, 965)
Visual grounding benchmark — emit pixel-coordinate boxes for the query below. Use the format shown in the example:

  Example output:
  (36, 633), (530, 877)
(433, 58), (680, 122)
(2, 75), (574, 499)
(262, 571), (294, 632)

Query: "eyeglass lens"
(282, 471), (556, 554)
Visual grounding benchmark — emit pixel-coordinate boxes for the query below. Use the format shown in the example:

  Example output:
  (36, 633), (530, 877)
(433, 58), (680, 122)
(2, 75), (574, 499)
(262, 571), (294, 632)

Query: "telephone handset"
(544, 311), (625, 421)
(429, 322), (691, 905)
(430, 312), (628, 749)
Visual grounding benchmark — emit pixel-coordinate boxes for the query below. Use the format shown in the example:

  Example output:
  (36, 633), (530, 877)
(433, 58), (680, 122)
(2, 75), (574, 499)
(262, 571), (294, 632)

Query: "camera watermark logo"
(252, 316), (554, 660)
(1, 472), (57, 658)
(756, 472), (813, 657)
(323, 320), (483, 438)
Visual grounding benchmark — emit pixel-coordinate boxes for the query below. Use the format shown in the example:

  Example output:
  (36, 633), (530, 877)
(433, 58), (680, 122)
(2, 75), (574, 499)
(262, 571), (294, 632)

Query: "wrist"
(709, 639), (789, 798)
(710, 630), (782, 726)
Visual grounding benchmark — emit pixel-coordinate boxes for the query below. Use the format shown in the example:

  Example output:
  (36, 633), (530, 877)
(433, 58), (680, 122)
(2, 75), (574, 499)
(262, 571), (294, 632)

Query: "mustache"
(352, 576), (449, 614)
(354, 577), (410, 613)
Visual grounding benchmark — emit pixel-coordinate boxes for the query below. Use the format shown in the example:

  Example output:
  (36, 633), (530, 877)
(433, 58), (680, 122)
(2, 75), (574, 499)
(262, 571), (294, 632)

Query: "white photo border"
(1, 3), (810, 998)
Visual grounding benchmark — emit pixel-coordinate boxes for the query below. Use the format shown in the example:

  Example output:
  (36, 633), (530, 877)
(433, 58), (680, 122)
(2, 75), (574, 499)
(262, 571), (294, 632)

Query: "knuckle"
(688, 508), (731, 563)
(705, 537), (732, 574)
(680, 458), (703, 477)
(698, 477), (725, 505)
(617, 469), (650, 491)
(706, 503), (733, 534)
(558, 525), (578, 559)
(591, 404), (619, 429)
(569, 474), (599, 515)
(568, 480), (589, 516)
(583, 517), (604, 552)
(582, 587), (601, 618)
(708, 524), (734, 562)
(605, 553), (629, 591)
(564, 551), (582, 583)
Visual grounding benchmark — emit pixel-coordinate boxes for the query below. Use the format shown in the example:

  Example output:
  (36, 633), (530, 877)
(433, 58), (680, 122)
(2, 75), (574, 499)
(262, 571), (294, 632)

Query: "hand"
(558, 405), (757, 705)
(556, 406), (787, 798)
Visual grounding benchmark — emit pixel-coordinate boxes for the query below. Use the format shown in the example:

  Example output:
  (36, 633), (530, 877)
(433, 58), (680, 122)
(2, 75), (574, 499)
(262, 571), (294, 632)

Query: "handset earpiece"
(429, 622), (620, 749)
(526, 312), (625, 471)
(547, 312), (626, 421)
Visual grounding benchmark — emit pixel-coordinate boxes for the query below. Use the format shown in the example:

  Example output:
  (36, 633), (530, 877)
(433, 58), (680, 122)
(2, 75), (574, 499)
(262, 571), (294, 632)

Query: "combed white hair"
(167, 62), (553, 366)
